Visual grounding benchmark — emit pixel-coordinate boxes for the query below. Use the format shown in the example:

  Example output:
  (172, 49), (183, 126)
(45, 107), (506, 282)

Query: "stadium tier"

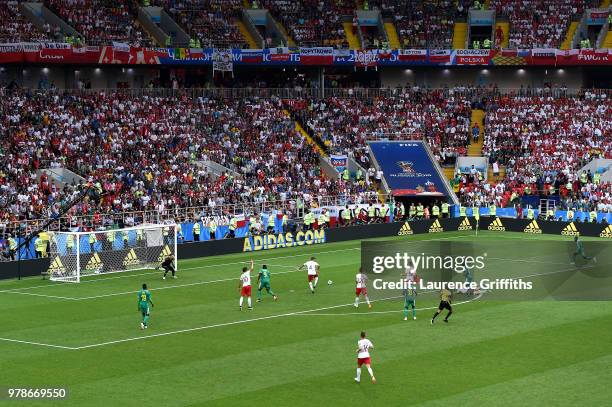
(262, 0), (352, 47)
(0, 90), (380, 227)
(490, 0), (599, 49)
(1, 87), (610, 240)
(44, 0), (153, 46)
(152, 0), (247, 48)
(0, 0), (54, 42)
(0, 0), (608, 49)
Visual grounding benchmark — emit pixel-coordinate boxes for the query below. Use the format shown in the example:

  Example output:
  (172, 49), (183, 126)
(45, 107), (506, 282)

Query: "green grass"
(1, 231), (611, 406)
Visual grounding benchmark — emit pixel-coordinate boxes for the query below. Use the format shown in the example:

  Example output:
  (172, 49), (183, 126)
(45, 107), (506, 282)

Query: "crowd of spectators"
(262, 0), (351, 47)
(490, 0), (596, 49)
(154, 0), (247, 48)
(290, 87), (471, 167)
(0, 89), (378, 231)
(457, 90), (611, 212)
(1, 85), (610, 241)
(0, 0), (57, 43)
(45, 0), (152, 46)
(370, 0), (457, 49)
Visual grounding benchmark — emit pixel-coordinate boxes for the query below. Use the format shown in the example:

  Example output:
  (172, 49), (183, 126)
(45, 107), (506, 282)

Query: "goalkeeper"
(157, 254), (177, 279)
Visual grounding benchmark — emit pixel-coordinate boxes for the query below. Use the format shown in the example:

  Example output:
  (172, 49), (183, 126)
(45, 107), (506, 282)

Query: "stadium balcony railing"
(0, 194), (387, 237)
(43, 86), (611, 101)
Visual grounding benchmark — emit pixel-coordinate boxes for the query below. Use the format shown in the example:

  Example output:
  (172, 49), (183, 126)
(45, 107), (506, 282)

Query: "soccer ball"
(327, 280), (333, 285)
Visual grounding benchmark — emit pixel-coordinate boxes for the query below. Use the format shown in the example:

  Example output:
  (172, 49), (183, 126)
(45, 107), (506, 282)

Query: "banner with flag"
(398, 49), (427, 62)
(454, 49), (494, 65)
(269, 47), (291, 62)
(2, 42), (612, 67)
(330, 154), (348, 173)
(212, 48), (233, 72)
(299, 47), (333, 64)
(428, 49), (451, 64)
(240, 49), (264, 63)
(355, 49), (378, 68)
(529, 48), (557, 65)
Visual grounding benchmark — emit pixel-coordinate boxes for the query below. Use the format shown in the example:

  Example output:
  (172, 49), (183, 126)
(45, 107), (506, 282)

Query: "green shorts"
(404, 298), (415, 308)
(139, 303), (150, 316)
(259, 281), (271, 291)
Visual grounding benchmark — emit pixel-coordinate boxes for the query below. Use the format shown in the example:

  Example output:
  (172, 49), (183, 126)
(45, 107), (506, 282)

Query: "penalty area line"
(294, 294), (483, 316)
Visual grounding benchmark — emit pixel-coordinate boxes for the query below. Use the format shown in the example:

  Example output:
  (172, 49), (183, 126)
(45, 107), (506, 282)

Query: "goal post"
(47, 224), (178, 283)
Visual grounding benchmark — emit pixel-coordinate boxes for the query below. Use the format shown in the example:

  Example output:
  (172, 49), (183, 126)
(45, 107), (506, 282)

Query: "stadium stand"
(490, 0), (598, 49)
(261, 0), (351, 47)
(44, 0), (153, 46)
(371, 0), (457, 49)
(153, 0), (247, 48)
(458, 90), (611, 210)
(288, 88), (472, 167)
(0, 90), (378, 231)
(0, 0), (54, 42)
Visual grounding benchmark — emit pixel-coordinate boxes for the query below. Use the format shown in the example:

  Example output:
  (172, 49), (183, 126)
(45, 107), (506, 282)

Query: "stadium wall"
(2, 218), (610, 280)
(3, 64), (600, 90)
(380, 66), (585, 88)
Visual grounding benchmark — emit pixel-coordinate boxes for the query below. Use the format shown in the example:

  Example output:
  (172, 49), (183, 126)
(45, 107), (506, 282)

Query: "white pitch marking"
(297, 294), (483, 316)
(70, 295), (404, 350)
(0, 337), (75, 350)
(0, 291), (78, 300)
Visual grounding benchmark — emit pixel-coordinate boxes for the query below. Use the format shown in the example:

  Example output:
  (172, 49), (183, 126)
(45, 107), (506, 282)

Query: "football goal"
(47, 224), (178, 282)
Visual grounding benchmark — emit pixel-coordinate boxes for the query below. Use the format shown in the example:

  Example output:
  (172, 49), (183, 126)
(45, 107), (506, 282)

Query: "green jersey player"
(137, 283), (154, 329)
(572, 236), (596, 264)
(403, 288), (417, 321)
(257, 265), (278, 302)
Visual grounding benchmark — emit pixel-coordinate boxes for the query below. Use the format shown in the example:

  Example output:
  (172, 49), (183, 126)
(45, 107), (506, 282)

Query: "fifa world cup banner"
(454, 49), (494, 65)
(299, 47), (333, 65)
(572, 49), (611, 65)
(330, 154), (348, 173)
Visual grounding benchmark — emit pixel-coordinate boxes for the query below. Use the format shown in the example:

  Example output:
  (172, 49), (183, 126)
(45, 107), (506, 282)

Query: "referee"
(431, 288), (452, 324)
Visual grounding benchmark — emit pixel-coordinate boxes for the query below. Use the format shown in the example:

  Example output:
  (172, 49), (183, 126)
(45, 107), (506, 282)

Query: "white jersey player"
(354, 267), (372, 308)
(238, 259), (254, 311)
(355, 331), (376, 383)
(299, 256), (319, 294)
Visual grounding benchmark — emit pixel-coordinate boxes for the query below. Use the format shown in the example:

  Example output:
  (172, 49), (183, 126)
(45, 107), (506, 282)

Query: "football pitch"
(1, 231), (612, 406)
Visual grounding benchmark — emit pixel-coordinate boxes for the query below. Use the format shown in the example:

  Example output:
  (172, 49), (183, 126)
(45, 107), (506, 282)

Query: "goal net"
(47, 224), (178, 282)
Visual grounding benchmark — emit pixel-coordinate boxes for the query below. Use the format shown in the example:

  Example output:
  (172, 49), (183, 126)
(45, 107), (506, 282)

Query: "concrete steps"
(452, 22), (467, 49)
(442, 166), (456, 182)
(287, 110), (327, 157)
(383, 21), (400, 49)
(603, 30), (612, 49)
(343, 21), (361, 49)
(236, 21), (259, 48)
(561, 21), (579, 50)
(495, 22), (509, 48)
(468, 109), (485, 157)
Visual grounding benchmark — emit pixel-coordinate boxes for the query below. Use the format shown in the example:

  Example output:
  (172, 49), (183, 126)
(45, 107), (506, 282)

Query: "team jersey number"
(140, 293), (147, 301)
